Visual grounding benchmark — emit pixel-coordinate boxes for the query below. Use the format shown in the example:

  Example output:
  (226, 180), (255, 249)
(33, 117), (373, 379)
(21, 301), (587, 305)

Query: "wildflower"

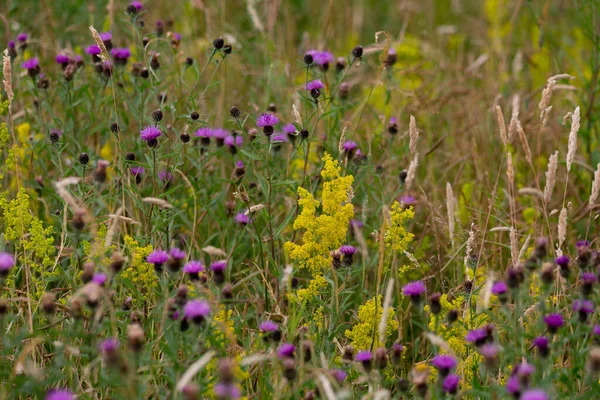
(41, 292), (55, 315)
(182, 261), (203, 281)
(278, 343), (295, 358)
(306, 50), (334, 70)
(388, 117), (398, 135)
(442, 374), (460, 395)
(167, 248), (186, 272)
(111, 48), (131, 65)
(398, 195), (416, 208)
(465, 327), (488, 346)
(431, 354), (457, 377)
(384, 48), (397, 68)
(158, 171), (172, 186)
(8, 40), (17, 58)
(479, 343), (499, 368)
(140, 126), (162, 147)
(521, 389), (548, 400)
(402, 280), (426, 304)
(541, 262), (555, 284)
(183, 300), (211, 324)
(532, 336), (549, 357)
(224, 135), (243, 154)
(213, 382), (241, 400)
(109, 252), (125, 274)
(56, 54), (70, 66)
(22, 58), (40, 77)
(147, 250), (169, 273)
(0, 252), (15, 278)
(213, 37), (225, 50)
(581, 271), (596, 296)
(92, 273), (107, 286)
(82, 262), (95, 283)
(234, 213), (250, 226)
(556, 255), (570, 278)
(330, 369), (347, 383)
(307, 79), (324, 100)
(506, 376), (521, 397)
(573, 299), (594, 322)
(257, 113), (279, 137)
(234, 161), (245, 178)
(589, 347), (600, 373)
(429, 292), (442, 314)
(384, 201), (415, 252)
(128, 1), (143, 13)
(152, 109), (163, 123)
(86, 44), (102, 61)
(260, 320), (281, 342)
(342, 141), (358, 159)
(336, 57), (345, 71)
(411, 363), (430, 397)
(544, 313), (564, 333)
(130, 166), (144, 184)
(507, 265), (524, 288)
(303, 52), (314, 65)
(492, 280), (508, 303)
(339, 245), (356, 266)
(100, 338), (120, 366)
(391, 342), (405, 364)
(212, 128), (228, 146)
(355, 350), (373, 371)
(127, 323), (144, 352)
(342, 345), (355, 361)
(16, 32), (28, 43)
(211, 260), (227, 285)
(46, 389), (74, 400)
(300, 128), (309, 139)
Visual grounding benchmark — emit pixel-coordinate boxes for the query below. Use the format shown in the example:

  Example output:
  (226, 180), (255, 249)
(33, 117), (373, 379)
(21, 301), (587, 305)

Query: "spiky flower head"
(257, 113), (279, 128)
(140, 126), (162, 141)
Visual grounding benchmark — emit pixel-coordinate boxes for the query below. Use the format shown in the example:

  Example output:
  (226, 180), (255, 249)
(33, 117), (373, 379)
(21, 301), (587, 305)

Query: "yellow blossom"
(345, 295), (399, 350)
(384, 202), (414, 252)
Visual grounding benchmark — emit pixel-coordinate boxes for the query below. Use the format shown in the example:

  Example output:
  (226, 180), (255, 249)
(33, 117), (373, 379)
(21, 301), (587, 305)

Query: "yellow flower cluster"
(284, 153), (354, 273)
(212, 307), (235, 345)
(345, 295), (399, 350)
(289, 274), (329, 304)
(384, 202), (414, 252)
(121, 235), (156, 304)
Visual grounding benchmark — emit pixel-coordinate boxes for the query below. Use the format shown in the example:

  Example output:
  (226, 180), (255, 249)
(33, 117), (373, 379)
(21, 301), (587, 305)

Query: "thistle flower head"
(278, 343), (295, 358)
(306, 50), (334, 66)
(555, 255), (570, 268)
(343, 141), (358, 152)
(235, 213), (250, 225)
(46, 389), (74, 400)
(442, 374), (460, 394)
(140, 126), (162, 141)
(56, 54), (70, 64)
(521, 389), (548, 400)
(339, 245), (356, 255)
(86, 44), (101, 55)
(544, 313), (564, 330)
(195, 127), (213, 138)
(21, 58), (39, 70)
(283, 123), (296, 134)
(99, 32), (112, 41)
(210, 260), (227, 273)
(100, 337), (119, 353)
(130, 166), (145, 176)
(257, 113), (279, 128)
(92, 273), (107, 286)
(573, 299), (594, 314)
(465, 328), (487, 344)
(259, 321), (279, 332)
(355, 350), (372, 362)
(183, 261), (204, 274)
(431, 354), (458, 371)
(184, 300), (211, 322)
(402, 281), (426, 297)
(147, 250), (169, 265)
(306, 79), (324, 91)
(0, 252), (15, 271)
(491, 281), (508, 295)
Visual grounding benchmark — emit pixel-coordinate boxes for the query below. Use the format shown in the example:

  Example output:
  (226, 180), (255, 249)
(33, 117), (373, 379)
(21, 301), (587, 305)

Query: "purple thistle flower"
(491, 281), (508, 295)
(46, 389), (74, 400)
(99, 32), (112, 41)
(235, 160), (244, 169)
(224, 135), (243, 147)
(184, 300), (211, 324)
(92, 273), (107, 286)
(506, 375), (520, 395)
(147, 250), (169, 265)
(521, 389), (548, 400)
(129, 1), (143, 10)
(573, 299), (594, 320)
(339, 245), (356, 255)
(283, 123), (296, 134)
(350, 219), (364, 229)
(577, 240), (590, 248)
(544, 313), (564, 333)
(532, 336), (549, 357)
(211, 260), (227, 273)
(389, 117), (398, 125)
(100, 337), (119, 354)
(170, 248), (185, 260)
(21, 58), (39, 70)
(183, 261), (204, 274)
(465, 328), (487, 345)
(260, 321), (279, 332)
(0, 252), (15, 274)
(306, 79), (324, 91)
(56, 54), (70, 65)
(111, 48), (131, 65)
(86, 45), (101, 55)
(271, 134), (289, 143)
(306, 50), (334, 66)
(402, 281), (426, 303)
(355, 350), (372, 362)
(398, 195), (416, 207)
(343, 141), (358, 152)
(278, 343), (295, 358)
(479, 343), (498, 360)
(140, 126), (162, 141)
(213, 383), (241, 399)
(594, 325), (600, 336)
(442, 374), (460, 394)
(235, 213), (250, 226)
(431, 354), (458, 374)
(158, 171), (172, 184)
(582, 272), (597, 284)
(330, 368), (347, 383)
(130, 166), (145, 176)
(16, 33), (28, 42)
(257, 113), (279, 128)
(555, 255), (569, 268)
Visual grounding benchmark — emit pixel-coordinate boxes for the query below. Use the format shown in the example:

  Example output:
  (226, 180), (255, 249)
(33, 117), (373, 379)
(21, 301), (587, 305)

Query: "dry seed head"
(378, 279), (394, 344)
(589, 163), (600, 209)
(558, 207), (567, 249)
(338, 127), (347, 155)
(539, 79), (556, 126)
(89, 26), (108, 60)
(516, 120), (532, 163)
(3, 49), (13, 106)
(544, 151), (558, 204)
(405, 153), (419, 191)
(446, 182), (456, 244)
(510, 227), (518, 267)
(566, 106), (580, 172)
(409, 115), (419, 155)
(508, 94), (520, 142)
(495, 105), (508, 147)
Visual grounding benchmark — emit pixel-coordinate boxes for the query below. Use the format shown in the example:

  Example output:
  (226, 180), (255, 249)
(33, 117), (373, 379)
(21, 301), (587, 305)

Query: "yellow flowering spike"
(345, 295), (398, 350)
(384, 201), (415, 252)
(289, 274), (329, 304)
(284, 153), (354, 273)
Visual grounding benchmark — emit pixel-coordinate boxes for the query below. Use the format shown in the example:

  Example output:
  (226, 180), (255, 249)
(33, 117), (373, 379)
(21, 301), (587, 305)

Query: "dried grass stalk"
(446, 182), (456, 245)
(516, 120), (532, 163)
(558, 207), (567, 249)
(539, 79), (556, 126)
(510, 227), (518, 267)
(89, 26), (108, 60)
(409, 115), (419, 155)
(405, 153), (419, 191)
(378, 279), (394, 344)
(543, 151), (558, 204)
(2, 49), (14, 106)
(589, 163), (600, 209)
(495, 105), (508, 147)
(566, 106), (580, 172)
(508, 94), (520, 142)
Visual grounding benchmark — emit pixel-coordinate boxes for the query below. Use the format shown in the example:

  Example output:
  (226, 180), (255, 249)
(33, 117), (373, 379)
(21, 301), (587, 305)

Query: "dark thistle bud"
(181, 384), (200, 400)
(150, 53), (160, 70)
(146, 138), (158, 148)
(71, 209), (87, 231)
(577, 240), (592, 268)
(533, 237), (548, 259)
(267, 103), (277, 113)
(213, 37), (224, 50)
(342, 345), (355, 361)
(374, 347), (388, 370)
(330, 250), (342, 269)
(140, 68), (149, 79)
(447, 309), (459, 324)
(283, 358), (297, 381)
(109, 252), (125, 274)
(190, 111), (199, 120)
(49, 130), (60, 143)
(391, 343), (405, 364)
(152, 109), (163, 123)
(127, 323), (144, 352)
(230, 106), (241, 119)
(303, 53), (313, 65)
(335, 57), (345, 72)
(82, 262), (95, 284)
(142, 36), (149, 47)
(122, 297), (132, 310)
(303, 390), (316, 400)
(301, 340), (313, 362)
(125, 152), (135, 161)
(186, 57), (194, 66)
(263, 125), (274, 137)
(78, 153), (90, 165)
(37, 75), (49, 89)
(556, 255), (570, 279)
(111, 122), (120, 133)
(429, 292), (442, 315)
(300, 129), (309, 139)
(352, 45), (363, 59)
(94, 160), (110, 183)
(41, 292), (55, 315)
(126, 4), (139, 15)
(223, 44), (232, 54)
(507, 266), (523, 288)
(589, 347), (600, 374)
(180, 132), (190, 143)
(540, 262), (555, 285)
(339, 82), (349, 99)
(221, 283), (233, 300)
(399, 169), (408, 183)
